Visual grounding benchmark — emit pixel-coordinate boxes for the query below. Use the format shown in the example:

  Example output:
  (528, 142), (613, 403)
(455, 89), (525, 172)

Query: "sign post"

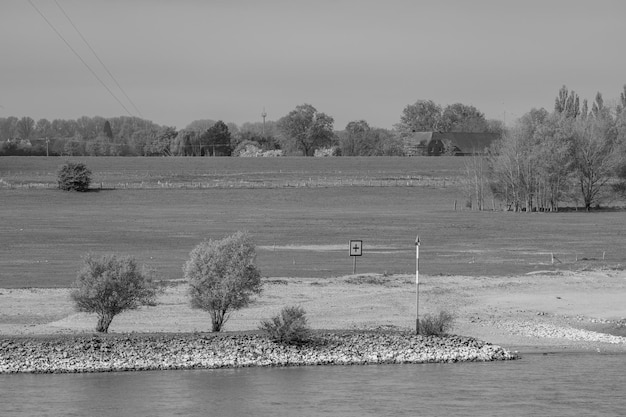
(415, 235), (420, 334)
(349, 240), (362, 274)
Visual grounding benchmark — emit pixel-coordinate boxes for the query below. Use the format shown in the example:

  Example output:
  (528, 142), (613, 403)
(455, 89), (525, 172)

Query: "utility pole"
(45, 137), (49, 157)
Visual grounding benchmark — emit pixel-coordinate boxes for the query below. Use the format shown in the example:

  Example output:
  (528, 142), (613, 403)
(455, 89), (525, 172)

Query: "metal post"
(415, 235), (420, 334)
(353, 256), (357, 274)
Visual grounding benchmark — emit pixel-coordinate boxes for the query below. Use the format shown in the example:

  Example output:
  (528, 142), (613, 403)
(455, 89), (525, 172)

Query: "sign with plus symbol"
(349, 240), (362, 257)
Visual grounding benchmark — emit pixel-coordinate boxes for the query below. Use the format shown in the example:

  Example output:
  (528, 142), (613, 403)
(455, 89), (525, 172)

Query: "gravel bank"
(0, 332), (517, 374)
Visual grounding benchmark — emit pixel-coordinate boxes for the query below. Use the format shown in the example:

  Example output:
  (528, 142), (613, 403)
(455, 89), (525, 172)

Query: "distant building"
(403, 132), (500, 156)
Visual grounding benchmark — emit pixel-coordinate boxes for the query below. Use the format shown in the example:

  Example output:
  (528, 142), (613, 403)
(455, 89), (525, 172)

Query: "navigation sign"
(349, 240), (362, 274)
(349, 240), (362, 256)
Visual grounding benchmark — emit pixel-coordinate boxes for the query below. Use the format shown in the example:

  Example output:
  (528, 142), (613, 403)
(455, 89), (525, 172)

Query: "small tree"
(70, 254), (158, 333)
(183, 231), (262, 332)
(57, 162), (92, 191)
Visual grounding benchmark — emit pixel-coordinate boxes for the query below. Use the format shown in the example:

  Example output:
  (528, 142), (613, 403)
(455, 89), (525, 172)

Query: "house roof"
(404, 131), (500, 155)
(432, 132), (500, 154)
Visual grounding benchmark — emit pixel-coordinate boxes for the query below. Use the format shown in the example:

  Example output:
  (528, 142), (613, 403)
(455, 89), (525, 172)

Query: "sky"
(2, 0), (626, 130)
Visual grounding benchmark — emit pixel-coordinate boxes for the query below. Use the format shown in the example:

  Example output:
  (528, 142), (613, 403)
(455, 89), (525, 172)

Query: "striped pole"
(415, 235), (420, 334)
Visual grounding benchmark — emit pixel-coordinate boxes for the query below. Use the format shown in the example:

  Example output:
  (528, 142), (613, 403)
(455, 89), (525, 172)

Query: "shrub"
(70, 253), (159, 333)
(419, 310), (455, 336)
(57, 162), (92, 191)
(260, 305), (311, 345)
(183, 231), (262, 332)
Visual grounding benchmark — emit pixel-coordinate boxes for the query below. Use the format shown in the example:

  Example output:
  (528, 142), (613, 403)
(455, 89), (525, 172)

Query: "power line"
(27, 0), (134, 117)
(53, 0), (144, 118)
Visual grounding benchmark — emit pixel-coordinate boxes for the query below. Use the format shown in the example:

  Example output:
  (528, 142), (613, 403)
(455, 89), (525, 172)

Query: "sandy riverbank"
(1, 270), (625, 353)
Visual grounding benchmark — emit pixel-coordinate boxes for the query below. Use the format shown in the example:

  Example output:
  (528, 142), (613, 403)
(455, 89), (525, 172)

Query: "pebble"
(0, 332), (518, 374)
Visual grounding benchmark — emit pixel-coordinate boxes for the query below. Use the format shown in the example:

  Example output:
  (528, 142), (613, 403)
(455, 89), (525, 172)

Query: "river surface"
(1, 352), (625, 416)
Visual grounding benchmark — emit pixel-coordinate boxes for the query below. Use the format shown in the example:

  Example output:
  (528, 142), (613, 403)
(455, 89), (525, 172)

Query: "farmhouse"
(403, 132), (500, 156)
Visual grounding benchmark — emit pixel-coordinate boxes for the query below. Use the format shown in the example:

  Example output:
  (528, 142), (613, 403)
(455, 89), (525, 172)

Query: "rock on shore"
(0, 332), (518, 374)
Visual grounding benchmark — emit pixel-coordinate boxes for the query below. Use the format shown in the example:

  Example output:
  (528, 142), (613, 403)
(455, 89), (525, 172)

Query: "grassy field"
(1, 156), (625, 288)
(0, 156), (465, 188)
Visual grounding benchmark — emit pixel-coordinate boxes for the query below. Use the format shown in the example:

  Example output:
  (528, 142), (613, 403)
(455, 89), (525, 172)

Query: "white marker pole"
(415, 235), (420, 334)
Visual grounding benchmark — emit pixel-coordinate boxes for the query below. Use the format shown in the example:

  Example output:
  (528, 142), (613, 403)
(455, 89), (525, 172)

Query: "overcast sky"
(2, 0), (625, 130)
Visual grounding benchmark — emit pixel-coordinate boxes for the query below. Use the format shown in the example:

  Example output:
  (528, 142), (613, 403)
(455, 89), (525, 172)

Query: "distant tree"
(397, 100), (443, 133)
(185, 119), (216, 133)
(441, 103), (489, 132)
(591, 92), (608, 119)
(581, 99), (589, 119)
(16, 116), (35, 139)
(71, 254), (158, 333)
(35, 118), (52, 138)
(618, 85), (626, 114)
(183, 231), (262, 332)
(76, 116), (98, 140)
(340, 120), (371, 156)
(145, 126), (177, 156)
(63, 134), (86, 156)
(374, 128), (405, 156)
(570, 113), (619, 210)
(236, 131), (279, 151)
(201, 120), (232, 156)
(57, 161), (92, 191)
(0, 116), (18, 141)
(277, 104), (334, 156)
(554, 85), (580, 118)
(171, 129), (199, 156)
(103, 120), (114, 139)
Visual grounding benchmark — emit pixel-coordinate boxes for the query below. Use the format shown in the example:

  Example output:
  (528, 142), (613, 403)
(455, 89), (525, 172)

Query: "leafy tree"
(145, 126), (177, 156)
(554, 85), (580, 118)
(340, 120), (371, 156)
(103, 120), (114, 139)
(277, 104), (334, 156)
(71, 254), (158, 333)
(200, 120), (232, 156)
(185, 119), (216, 133)
(183, 231), (262, 332)
(440, 103), (489, 132)
(171, 129), (199, 156)
(57, 161), (92, 191)
(397, 100), (443, 133)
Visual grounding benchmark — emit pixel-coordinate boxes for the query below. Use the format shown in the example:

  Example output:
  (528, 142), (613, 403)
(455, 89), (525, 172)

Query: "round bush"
(58, 162), (92, 192)
(260, 305), (311, 345)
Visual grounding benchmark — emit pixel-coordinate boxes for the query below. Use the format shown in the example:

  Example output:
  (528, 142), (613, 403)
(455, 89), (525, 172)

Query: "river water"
(1, 352), (624, 416)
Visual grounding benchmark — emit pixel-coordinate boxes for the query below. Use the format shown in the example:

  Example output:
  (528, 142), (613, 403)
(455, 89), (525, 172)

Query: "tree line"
(0, 101), (502, 157)
(477, 85), (626, 211)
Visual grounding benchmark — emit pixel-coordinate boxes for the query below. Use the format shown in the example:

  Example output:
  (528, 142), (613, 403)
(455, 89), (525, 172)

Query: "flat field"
(0, 156), (464, 188)
(1, 156), (625, 288)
